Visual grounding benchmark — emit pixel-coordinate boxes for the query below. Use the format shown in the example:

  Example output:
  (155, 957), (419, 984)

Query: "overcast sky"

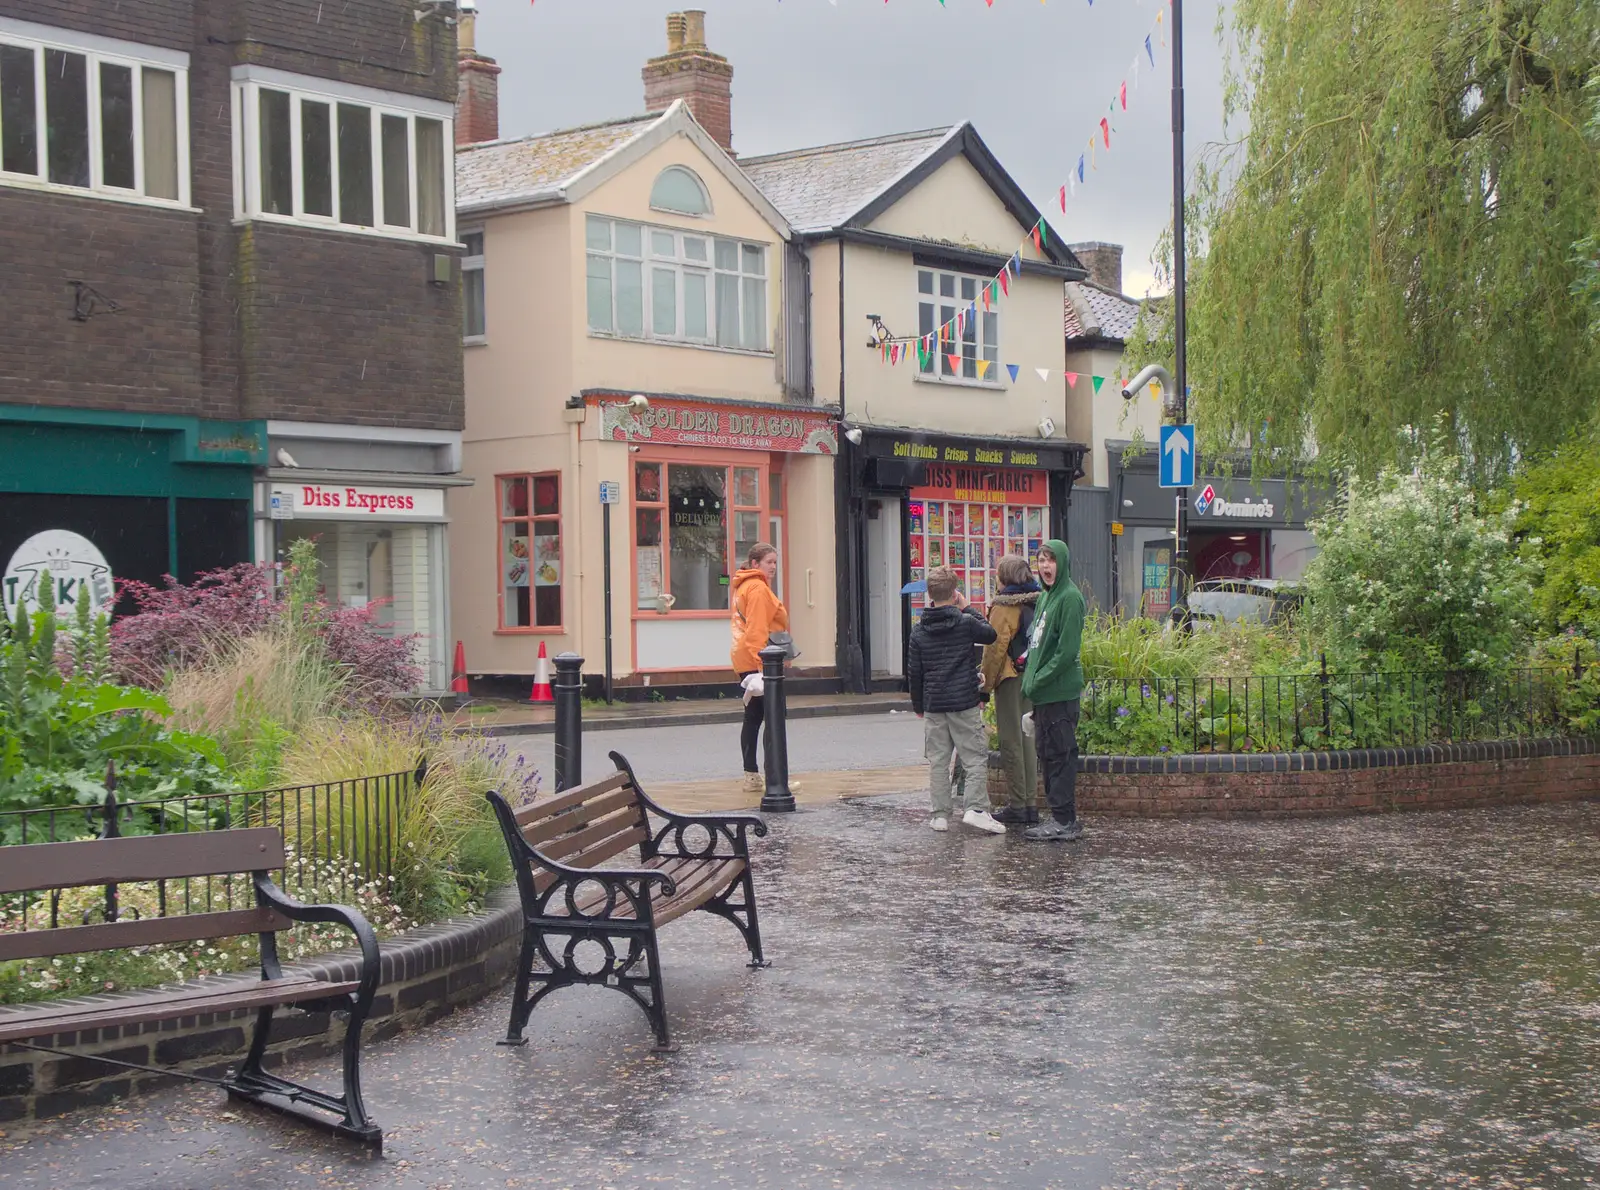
(473, 0), (1232, 298)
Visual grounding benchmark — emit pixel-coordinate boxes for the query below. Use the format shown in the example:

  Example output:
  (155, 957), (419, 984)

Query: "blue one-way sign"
(1159, 424), (1196, 488)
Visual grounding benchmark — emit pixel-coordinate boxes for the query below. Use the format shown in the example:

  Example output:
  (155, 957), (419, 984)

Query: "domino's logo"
(1194, 484), (1216, 516)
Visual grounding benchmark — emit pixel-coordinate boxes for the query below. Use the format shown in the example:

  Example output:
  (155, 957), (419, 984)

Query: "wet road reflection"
(6, 796), (1597, 1188)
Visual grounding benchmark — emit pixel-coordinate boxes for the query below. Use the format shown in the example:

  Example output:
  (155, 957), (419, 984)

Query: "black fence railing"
(0, 761), (424, 935)
(1079, 661), (1593, 755)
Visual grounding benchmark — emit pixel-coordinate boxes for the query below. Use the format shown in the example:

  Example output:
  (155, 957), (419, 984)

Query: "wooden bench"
(485, 751), (768, 1052)
(0, 828), (382, 1147)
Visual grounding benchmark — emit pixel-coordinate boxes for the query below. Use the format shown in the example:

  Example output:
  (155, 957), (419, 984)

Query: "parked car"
(1187, 578), (1303, 626)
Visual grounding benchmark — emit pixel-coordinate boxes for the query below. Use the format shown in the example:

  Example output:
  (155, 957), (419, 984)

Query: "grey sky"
(474, 0), (1232, 299)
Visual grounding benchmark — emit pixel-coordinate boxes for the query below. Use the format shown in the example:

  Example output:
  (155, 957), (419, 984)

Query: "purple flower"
(1141, 684), (1151, 698)
(1164, 694), (1176, 706)
(1116, 706), (1131, 718)
(1159, 745), (1170, 752)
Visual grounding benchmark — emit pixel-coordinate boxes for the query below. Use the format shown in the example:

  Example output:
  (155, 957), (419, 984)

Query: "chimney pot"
(644, 11), (734, 154)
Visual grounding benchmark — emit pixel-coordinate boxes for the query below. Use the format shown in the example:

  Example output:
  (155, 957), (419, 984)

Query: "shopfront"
(1108, 443), (1325, 617)
(853, 429), (1084, 679)
(1, 409), (262, 616)
(584, 393), (838, 675)
(257, 451), (465, 695)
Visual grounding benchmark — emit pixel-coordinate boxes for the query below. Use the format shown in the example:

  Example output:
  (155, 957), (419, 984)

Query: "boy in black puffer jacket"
(908, 566), (1005, 835)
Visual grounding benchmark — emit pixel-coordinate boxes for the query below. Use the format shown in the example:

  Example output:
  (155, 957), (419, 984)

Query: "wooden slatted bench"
(485, 750), (768, 1051)
(0, 828), (382, 1147)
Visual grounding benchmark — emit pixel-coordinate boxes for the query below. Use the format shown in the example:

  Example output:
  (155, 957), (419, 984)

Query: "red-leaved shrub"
(112, 564), (422, 696)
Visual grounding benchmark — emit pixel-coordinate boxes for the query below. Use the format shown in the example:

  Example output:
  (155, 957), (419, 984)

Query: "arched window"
(649, 166), (711, 216)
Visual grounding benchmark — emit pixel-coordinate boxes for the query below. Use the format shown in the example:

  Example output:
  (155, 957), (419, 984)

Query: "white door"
(865, 499), (903, 677)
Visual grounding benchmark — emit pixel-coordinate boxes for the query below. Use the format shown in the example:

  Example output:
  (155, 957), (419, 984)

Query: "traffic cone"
(450, 641), (469, 695)
(529, 641), (554, 703)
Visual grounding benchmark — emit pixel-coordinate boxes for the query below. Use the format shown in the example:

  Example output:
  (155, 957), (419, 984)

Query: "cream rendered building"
(452, 101), (837, 692)
(742, 124), (1091, 688)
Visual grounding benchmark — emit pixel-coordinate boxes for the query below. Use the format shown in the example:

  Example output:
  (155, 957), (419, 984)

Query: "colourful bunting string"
(976, 359), (992, 379)
(1006, 364), (1020, 383)
(1065, 372), (1079, 388)
(1035, 368), (1051, 383)
(1092, 376), (1105, 394)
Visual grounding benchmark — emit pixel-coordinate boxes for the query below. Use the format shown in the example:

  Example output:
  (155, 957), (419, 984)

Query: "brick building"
(0, 0), (466, 690)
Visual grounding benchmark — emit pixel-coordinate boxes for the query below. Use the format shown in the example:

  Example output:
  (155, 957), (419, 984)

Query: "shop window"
(587, 215), (766, 350)
(634, 459), (773, 613)
(498, 474), (561, 629)
(233, 71), (453, 242)
(917, 268), (1000, 384)
(906, 496), (1045, 620)
(0, 32), (188, 205)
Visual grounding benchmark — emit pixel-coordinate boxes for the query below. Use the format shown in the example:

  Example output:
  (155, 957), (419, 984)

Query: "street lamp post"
(1170, 0), (1190, 616)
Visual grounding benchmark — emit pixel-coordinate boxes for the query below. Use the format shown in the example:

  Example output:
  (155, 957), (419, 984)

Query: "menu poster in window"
(909, 536), (924, 567)
(950, 505), (965, 535)
(504, 536), (530, 588)
(637, 546), (663, 604)
(532, 534), (561, 587)
(928, 503), (944, 535)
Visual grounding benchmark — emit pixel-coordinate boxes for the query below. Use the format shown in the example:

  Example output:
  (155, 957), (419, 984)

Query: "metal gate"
(1065, 485), (1112, 612)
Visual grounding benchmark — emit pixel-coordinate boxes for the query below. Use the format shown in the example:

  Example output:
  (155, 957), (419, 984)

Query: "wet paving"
(5, 795), (1599, 1189)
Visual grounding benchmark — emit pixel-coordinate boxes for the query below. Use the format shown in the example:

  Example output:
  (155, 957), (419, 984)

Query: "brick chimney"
(642, 10), (734, 155)
(1070, 242), (1124, 294)
(455, 0), (501, 146)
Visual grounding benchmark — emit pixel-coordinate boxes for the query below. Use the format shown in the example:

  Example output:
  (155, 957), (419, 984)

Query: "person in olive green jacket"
(979, 554), (1041, 824)
(1019, 539), (1086, 842)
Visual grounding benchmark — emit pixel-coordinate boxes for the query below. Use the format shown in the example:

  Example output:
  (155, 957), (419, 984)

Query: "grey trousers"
(925, 707), (990, 815)
(992, 677), (1038, 809)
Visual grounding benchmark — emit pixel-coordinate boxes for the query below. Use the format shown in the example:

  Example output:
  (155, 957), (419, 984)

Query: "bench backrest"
(0, 828), (292, 962)
(510, 772), (648, 893)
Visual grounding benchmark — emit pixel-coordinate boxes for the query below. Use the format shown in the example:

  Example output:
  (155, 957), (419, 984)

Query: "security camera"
(1036, 416), (1056, 439)
(628, 394), (649, 410)
(844, 426), (864, 446)
(628, 445), (641, 453)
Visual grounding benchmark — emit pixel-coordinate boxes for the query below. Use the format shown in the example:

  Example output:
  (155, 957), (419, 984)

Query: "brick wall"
(0, 0), (462, 432)
(987, 738), (1600, 817)
(0, 894), (521, 1126)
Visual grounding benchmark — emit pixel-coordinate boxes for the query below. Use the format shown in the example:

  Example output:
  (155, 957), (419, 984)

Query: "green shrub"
(1511, 430), (1600, 640)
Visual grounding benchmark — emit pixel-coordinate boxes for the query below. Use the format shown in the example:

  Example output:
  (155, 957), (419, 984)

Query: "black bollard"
(758, 644), (795, 813)
(553, 652), (584, 792)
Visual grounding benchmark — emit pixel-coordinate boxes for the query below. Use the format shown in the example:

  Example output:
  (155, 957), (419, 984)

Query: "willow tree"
(1131, 0), (1600, 481)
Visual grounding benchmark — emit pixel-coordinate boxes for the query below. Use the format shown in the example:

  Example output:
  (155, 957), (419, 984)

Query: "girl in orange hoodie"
(731, 543), (787, 791)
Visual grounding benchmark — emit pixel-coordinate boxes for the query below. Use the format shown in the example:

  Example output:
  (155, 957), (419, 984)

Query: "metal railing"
(0, 760), (424, 933)
(1079, 658), (1593, 754)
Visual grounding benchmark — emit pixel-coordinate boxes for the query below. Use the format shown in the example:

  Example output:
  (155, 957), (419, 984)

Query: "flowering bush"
(0, 845), (413, 1006)
(1299, 430), (1535, 672)
(112, 542), (420, 697)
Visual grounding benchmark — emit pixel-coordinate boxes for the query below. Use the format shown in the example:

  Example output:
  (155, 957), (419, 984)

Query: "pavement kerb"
(469, 698), (913, 738)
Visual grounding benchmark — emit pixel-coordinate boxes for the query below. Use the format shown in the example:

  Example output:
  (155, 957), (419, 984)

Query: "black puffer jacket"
(908, 604), (998, 715)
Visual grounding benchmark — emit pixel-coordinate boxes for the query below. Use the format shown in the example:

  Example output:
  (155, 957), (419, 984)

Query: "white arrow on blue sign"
(1158, 424), (1196, 489)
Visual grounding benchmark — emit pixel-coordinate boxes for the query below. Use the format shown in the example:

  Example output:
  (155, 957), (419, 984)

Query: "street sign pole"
(599, 480), (622, 705)
(1171, 0), (1190, 620)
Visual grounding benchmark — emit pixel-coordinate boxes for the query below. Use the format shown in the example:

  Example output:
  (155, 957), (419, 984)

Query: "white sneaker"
(929, 815), (949, 832)
(962, 809), (1007, 835)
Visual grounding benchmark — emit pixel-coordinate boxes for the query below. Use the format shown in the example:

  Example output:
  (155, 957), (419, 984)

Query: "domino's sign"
(1194, 484), (1216, 516)
(3, 530), (115, 620)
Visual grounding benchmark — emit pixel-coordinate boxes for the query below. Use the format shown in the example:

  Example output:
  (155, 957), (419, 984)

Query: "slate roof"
(738, 127), (956, 234)
(1064, 280), (1142, 344)
(456, 113), (660, 212)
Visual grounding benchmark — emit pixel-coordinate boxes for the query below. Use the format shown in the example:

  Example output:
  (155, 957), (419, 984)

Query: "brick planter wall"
(0, 891), (522, 1125)
(987, 737), (1600, 818)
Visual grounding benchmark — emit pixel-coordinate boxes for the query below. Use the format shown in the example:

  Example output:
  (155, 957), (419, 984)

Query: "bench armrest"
(609, 751), (768, 859)
(253, 874), (382, 1009)
(485, 791), (678, 921)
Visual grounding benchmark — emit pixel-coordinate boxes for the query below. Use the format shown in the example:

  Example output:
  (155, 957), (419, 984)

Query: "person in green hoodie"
(1019, 539), (1086, 842)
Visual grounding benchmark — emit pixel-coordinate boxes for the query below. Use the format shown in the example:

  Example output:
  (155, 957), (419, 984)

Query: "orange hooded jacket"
(730, 568), (788, 675)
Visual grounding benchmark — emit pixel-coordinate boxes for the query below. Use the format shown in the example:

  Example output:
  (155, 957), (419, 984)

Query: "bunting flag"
(862, 0), (1171, 372)
(1035, 368), (1050, 383)
(975, 359), (992, 379)
(947, 353), (962, 373)
(1092, 376), (1106, 394)
(1006, 364), (1020, 383)
(1065, 372), (1079, 388)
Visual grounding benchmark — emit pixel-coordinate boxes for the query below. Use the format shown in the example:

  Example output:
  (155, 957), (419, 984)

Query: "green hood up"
(1020, 538), (1086, 706)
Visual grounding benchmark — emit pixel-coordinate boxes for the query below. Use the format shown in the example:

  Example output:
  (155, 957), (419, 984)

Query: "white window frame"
(461, 228), (485, 344)
(648, 165), (712, 217)
(586, 214), (769, 353)
(230, 66), (454, 244)
(0, 17), (191, 209)
(917, 267), (1002, 387)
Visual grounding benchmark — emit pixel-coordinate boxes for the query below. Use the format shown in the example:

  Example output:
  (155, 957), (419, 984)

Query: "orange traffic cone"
(450, 641), (469, 695)
(529, 641), (554, 703)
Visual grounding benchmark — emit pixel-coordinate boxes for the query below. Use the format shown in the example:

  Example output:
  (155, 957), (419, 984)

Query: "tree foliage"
(1511, 428), (1600, 637)
(1130, 0), (1600, 480)
(1299, 430), (1535, 672)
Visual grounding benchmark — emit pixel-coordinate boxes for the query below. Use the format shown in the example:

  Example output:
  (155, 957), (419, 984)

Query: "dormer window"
(649, 165), (711, 216)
